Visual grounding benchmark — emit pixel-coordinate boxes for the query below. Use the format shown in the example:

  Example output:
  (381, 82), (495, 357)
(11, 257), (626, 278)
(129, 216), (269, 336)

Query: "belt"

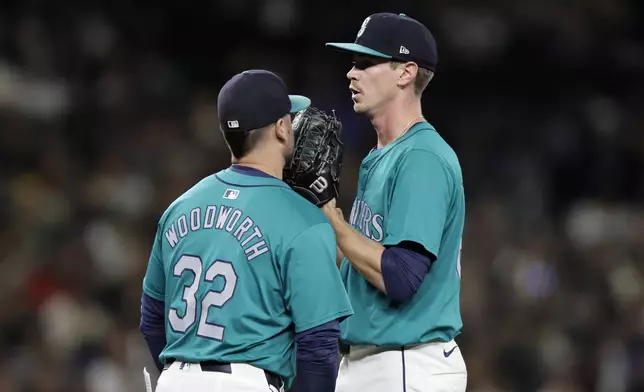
(339, 338), (445, 355)
(164, 359), (283, 390)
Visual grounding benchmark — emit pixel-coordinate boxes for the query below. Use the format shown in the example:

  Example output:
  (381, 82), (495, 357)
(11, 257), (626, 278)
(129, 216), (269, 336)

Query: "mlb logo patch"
(223, 188), (240, 200)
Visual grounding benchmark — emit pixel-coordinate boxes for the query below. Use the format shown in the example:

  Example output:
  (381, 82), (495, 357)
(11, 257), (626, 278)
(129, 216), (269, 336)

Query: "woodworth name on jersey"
(163, 205), (269, 261)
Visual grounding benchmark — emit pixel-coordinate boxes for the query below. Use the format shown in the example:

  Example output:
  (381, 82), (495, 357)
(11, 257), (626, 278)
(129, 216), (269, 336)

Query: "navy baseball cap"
(326, 13), (438, 71)
(218, 70), (311, 133)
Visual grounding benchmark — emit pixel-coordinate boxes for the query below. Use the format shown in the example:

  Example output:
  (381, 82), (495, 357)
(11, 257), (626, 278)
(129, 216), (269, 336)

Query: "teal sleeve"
(283, 223), (354, 333)
(339, 257), (350, 286)
(142, 225), (165, 301)
(383, 150), (453, 257)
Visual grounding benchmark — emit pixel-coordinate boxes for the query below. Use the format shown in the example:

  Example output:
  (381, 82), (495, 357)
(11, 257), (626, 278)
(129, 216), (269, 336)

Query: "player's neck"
(370, 99), (424, 148)
(232, 155), (284, 180)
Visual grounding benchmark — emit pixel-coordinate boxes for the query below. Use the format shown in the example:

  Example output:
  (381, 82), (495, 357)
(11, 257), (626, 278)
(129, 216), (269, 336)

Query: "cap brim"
(289, 95), (311, 113)
(325, 43), (392, 59)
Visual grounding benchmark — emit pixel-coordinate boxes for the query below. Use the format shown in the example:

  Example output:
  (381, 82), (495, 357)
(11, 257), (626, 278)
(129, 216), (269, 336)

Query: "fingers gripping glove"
(283, 107), (344, 206)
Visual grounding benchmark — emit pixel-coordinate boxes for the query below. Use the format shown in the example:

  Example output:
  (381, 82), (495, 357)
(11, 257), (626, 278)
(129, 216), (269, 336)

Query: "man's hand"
(322, 198), (341, 220)
(335, 206), (344, 220)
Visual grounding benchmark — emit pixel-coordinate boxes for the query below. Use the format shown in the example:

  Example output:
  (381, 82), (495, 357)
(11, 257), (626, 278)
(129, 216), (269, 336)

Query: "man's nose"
(347, 66), (358, 80)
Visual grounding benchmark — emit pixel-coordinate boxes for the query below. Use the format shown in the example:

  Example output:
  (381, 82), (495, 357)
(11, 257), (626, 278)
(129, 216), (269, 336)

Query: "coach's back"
(142, 165), (352, 384)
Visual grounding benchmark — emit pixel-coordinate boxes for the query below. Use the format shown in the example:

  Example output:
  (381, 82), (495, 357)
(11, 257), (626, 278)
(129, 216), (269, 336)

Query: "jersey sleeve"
(142, 224), (166, 301)
(282, 223), (354, 333)
(382, 149), (454, 258)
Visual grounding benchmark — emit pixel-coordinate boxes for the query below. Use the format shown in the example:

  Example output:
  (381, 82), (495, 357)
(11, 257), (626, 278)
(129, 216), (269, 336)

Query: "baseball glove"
(283, 107), (344, 207)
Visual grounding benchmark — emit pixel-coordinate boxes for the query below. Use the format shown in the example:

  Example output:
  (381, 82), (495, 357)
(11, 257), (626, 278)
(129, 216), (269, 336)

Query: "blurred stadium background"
(0, 0), (643, 391)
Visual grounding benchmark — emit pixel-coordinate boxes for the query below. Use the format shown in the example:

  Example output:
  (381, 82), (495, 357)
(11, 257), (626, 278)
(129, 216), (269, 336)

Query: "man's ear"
(397, 62), (418, 89)
(274, 117), (288, 143)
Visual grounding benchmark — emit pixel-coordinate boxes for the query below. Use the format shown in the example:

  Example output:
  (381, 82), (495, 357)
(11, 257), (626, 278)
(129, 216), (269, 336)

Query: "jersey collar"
(215, 165), (289, 189)
(229, 164), (276, 179)
(363, 121), (433, 165)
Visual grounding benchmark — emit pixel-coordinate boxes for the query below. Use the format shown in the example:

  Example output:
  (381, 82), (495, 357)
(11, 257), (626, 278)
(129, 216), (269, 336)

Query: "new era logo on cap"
(399, 46), (410, 54)
(227, 120), (239, 128)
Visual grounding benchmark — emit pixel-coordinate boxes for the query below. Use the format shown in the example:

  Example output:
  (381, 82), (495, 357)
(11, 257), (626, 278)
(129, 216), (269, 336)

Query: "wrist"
(329, 214), (350, 238)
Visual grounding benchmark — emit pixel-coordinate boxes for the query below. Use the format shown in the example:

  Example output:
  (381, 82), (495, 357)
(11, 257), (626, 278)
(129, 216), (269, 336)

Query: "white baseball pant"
(154, 361), (284, 392)
(335, 339), (467, 392)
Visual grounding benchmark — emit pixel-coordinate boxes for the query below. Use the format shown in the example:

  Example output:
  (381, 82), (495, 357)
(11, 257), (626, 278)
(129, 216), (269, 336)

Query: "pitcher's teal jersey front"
(142, 166), (353, 387)
(340, 122), (465, 346)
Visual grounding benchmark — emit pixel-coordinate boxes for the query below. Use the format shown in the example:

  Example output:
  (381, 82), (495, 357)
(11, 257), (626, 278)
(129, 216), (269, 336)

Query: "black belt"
(339, 338), (445, 355)
(164, 359), (282, 390)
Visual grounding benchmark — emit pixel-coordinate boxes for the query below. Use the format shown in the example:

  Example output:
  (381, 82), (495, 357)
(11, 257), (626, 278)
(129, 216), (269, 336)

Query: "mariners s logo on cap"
(357, 16), (370, 38)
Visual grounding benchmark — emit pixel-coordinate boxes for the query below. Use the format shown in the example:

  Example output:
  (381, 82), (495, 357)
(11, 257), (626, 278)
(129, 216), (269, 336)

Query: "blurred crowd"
(0, 0), (643, 391)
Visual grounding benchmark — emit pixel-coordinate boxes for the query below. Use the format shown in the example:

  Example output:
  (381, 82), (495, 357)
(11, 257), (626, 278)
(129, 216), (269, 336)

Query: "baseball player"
(322, 13), (468, 392)
(139, 70), (354, 392)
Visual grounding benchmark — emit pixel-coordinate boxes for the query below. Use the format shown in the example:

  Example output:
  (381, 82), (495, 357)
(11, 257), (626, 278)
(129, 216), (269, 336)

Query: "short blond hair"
(391, 62), (434, 96)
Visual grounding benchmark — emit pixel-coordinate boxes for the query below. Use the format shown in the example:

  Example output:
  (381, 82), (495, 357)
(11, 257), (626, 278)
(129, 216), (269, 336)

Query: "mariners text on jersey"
(163, 204), (269, 261)
(350, 199), (384, 242)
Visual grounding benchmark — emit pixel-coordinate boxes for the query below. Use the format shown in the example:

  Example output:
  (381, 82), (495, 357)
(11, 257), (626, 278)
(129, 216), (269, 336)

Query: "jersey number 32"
(168, 254), (238, 341)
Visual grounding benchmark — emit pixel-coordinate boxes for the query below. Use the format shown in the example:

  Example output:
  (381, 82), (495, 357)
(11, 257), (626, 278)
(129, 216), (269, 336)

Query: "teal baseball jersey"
(142, 166), (353, 386)
(339, 121), (465, 346)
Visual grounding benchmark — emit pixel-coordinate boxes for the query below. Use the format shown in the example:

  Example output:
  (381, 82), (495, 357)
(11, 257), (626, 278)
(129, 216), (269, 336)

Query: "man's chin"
(353, 103), (368, 114)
